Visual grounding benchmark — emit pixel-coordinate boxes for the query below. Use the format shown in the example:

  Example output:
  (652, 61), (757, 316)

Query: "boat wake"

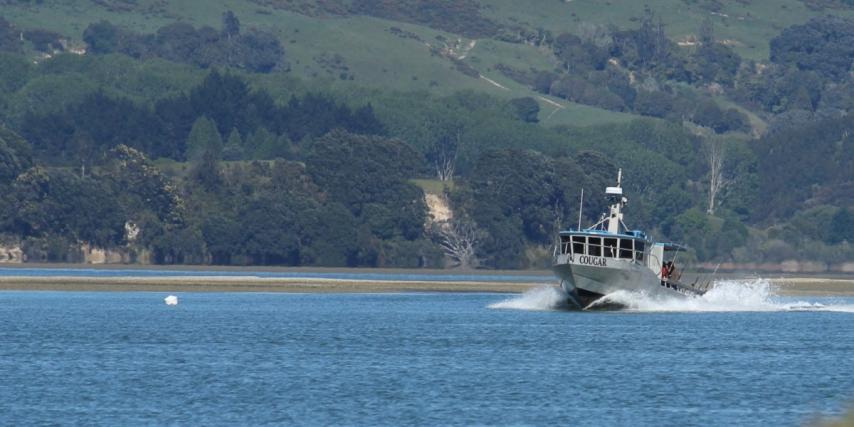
(490, 279), (854, 313)
(488, 285), (570, 311)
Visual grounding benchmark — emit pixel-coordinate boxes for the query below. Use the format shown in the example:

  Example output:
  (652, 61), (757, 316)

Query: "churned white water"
(490, 279), (854, 313)
(488, 285), (568, 310)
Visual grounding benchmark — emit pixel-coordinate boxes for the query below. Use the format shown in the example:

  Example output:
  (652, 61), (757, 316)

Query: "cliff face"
(0, 245), (24, 263)
(425, 193), (453, 225)
(80, 243), (127, 264)
(0, 220), (151, 265)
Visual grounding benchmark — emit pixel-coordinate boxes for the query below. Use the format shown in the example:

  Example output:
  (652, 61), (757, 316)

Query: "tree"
(828, 209), (854, 244)
(0, 17), (23, 53)
(433, 218), (485, 268)
(245, 127), (275, 159)
(429, 127), (460, 182)
(222, 11), (241, 40)
(185, 116), (223, 161)
(0, 127), (32, 183)
(693, 99), (727, 132)
(533, 70), (558, 93)
(633, 90), (673, 117)
(254, 133), (291, 159)
(234, 30), (283, 73)
(223, 128), (244, 160)
(0, 53), (32, 94)
(305, 130), (427, 240)
(552, 33), (608, 72)
(24, 29), (64, 53)
(705, 137), (729, 215)
(103, 145), (184, 226)
(189, 71), (252, 135)
(186, 117), (224, 190)
(155, 22), (203, 63)
(82, 21), (123, 54)
(509, 97), (540, 123)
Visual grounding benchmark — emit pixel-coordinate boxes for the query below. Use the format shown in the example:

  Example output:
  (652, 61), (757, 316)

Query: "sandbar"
(0, 273), (851, 295)
(0, 275), (542, 293)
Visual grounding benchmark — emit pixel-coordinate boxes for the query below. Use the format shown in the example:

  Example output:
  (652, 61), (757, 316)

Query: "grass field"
(411, 178), (455, 195)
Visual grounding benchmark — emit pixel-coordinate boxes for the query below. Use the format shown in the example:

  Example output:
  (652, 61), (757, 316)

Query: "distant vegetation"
(250, 0), (502, 37)
(0, 2), (852, 269)
(83, 12), (284, 72)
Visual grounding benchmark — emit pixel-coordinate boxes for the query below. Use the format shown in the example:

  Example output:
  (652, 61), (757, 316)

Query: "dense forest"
(0, 2), (852, 270)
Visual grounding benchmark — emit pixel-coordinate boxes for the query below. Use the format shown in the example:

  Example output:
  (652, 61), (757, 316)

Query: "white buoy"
(164, 295), (179, 306)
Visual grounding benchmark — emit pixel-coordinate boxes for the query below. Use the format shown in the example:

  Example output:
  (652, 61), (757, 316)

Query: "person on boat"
(662, 262), (673, 279)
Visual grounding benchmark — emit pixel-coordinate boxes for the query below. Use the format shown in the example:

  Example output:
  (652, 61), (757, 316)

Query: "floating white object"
(164, 295), (178, 306)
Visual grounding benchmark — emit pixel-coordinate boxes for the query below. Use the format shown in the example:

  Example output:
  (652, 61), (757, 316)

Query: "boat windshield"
(558, 234), (646, 262)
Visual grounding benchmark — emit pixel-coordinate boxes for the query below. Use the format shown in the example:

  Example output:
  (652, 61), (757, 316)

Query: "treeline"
(83, 12), (284, 72)
(20, 70), (383, 164)
(0, 131), (438, 266)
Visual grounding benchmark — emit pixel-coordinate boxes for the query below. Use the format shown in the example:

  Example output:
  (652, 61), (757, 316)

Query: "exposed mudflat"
(0, 273), (851, 295)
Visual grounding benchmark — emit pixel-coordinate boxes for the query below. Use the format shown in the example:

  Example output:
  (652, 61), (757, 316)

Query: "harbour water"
(1, 280), (852, 425)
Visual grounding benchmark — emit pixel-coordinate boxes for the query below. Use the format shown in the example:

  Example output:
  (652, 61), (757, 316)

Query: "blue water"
(1, 291), (852, 426)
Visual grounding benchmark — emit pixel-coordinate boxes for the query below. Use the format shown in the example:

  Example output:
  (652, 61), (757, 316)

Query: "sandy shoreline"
(0, 275), (852, 295)
(764, 277), (854, 296)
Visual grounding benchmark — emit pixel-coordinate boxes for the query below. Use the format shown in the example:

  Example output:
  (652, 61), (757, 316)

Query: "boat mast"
(605, 169), (627, 234)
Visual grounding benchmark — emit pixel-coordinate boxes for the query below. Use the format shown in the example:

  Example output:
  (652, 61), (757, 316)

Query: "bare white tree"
(432, 129), (460, 182)
(434, 218), (484, 269)
(706, 137), (730, 215)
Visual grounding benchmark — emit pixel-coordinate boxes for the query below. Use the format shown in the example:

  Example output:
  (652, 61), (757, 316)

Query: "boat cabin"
(556, 231), (647, 263)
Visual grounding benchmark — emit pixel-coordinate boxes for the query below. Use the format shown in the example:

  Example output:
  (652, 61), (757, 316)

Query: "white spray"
(490, 279), (854, 313)
(489, 285), (569, 311)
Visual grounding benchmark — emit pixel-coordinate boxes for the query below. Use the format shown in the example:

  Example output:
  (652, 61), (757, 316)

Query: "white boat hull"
(553, 255), (700, 309)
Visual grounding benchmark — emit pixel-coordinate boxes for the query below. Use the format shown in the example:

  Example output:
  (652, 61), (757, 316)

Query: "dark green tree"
(509, 97), (540, 123)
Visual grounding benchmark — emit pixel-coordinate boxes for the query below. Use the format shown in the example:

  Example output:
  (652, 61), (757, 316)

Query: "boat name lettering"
(578, 255), (607, 266)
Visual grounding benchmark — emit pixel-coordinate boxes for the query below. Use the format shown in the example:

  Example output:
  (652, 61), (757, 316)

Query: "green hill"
(5, 0), (851, 127)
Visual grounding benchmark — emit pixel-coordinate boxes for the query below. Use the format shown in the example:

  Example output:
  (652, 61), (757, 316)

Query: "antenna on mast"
(577, 188), (584, 230)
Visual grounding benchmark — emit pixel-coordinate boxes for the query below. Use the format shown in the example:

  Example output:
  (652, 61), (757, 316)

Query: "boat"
(552, 169), (707, 309)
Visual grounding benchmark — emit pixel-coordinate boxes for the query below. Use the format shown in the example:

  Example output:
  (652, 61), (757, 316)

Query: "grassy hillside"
(4, 0), (854, 128)
(484, 0), (854, 61)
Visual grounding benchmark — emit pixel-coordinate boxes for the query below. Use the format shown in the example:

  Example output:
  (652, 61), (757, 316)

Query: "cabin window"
(603, 238), (617, 258)
(560, 236), (571, 254)
(635, 241), (645, 262)
(619, 239), (633, 259)
(572, 236), (585, 255)
(587, 237), (602, 257)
